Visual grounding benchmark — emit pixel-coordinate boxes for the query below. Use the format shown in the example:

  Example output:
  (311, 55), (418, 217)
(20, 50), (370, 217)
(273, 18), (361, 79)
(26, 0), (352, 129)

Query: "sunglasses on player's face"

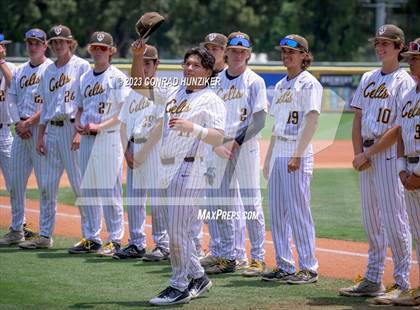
(90, 45), (109, 52)
(228, 37), (251, 48)
(409, 42), (420, 52)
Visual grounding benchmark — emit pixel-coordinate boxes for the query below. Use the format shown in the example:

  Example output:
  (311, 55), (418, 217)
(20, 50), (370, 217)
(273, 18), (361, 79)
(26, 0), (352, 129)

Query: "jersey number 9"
(240, 108), (247, 121)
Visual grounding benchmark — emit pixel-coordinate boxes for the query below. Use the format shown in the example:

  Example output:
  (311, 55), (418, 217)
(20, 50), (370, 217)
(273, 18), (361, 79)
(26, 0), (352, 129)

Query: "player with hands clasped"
(19, 25), (90, 250)
(339, 25), (414, 304)
(261, 35), (320, 285)
(0, 29), (52, 246)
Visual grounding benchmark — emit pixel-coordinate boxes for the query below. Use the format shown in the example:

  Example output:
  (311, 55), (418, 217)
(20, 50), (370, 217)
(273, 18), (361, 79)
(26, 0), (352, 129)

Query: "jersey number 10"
(376, 108), (391, 124)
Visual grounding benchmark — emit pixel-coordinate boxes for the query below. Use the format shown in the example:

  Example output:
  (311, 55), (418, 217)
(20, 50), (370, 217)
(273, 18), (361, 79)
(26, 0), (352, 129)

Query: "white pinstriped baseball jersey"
(0, 62), (16, 123)
(8, 59), (53, 122)
(396, 86), (420, 156)
(215, 68), (267, 138)
(79, 65), (129, 130)
(160, 86), (226, 160)
(270, 70), (322, 156)
(351, 68), (415, 140)
(39, 55), (90, 124)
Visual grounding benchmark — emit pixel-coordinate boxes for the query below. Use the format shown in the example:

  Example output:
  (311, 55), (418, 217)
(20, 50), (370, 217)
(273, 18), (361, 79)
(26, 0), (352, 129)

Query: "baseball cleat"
(235, 258), (249, 271)
(113, 244), (145, 259)
(19, 236), (53, 249)
(261, 268), (295, 282)
(241, 259), (266, 277)
(143, 247), (170, 262)
(68, 238), (101, 254)
(149, 286), (191, 306)
(97, 241), (120, 257)
(188, 275), (212, 299)
(392, 287), (420, 306)
(205, 258), (236, 274)
(287, 270), (318, 285)
(23, 224), (39, 240)
(339, 276), (385, 297)
(369, 284), (404, 305)
(0, 229), (24, 246)
(199, 254), (220, 267)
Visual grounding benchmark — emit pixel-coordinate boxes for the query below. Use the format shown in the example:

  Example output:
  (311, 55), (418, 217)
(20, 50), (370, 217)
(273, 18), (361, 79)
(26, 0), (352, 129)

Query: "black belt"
(407, 156), (420, 164)
(130, 137), (148, 144)
(83, 130), (116, 137)
(50, 119), (75, 127)
(20, 117), (29, 121)
(276, 136), (296, 142)
(0, 124), (10, 129)
(161, 156), (202, 165)
(363, 139), (375, 147)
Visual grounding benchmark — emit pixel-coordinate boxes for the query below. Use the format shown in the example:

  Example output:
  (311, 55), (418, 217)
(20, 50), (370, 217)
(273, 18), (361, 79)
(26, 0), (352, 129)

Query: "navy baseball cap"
(25, 29), (47, 43)
(0, 34), (12, 45)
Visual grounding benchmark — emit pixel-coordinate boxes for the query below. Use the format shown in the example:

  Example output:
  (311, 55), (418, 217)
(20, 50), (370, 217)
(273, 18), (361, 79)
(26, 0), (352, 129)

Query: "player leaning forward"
(68, 32), (128, 255)
(0, 29), (52, 246)
(262, 34), (320, 284)
(19, 25), (90, 249)
(339, 25), (415, 304)
(149, 47), (226, 306)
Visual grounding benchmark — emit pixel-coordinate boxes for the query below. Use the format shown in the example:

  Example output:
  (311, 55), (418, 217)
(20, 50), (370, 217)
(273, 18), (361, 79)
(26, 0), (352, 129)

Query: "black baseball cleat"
(149, 286), (191, 305)
(261, 268), (294, 282)
(143, 247), (170, 262)
(287, 270), (318, 285)
(68, 238), (101, 254)
(188, 275), (212, 299)
(112, 244), (145, 259)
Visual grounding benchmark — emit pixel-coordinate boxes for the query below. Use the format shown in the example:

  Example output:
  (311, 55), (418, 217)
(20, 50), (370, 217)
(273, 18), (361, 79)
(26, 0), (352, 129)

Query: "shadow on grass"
(69, 300), (153, 309)
(307, 296), (412, 310)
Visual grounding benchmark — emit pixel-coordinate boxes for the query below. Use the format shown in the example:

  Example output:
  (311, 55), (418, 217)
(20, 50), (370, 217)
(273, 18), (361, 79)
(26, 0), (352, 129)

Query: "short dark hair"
(183, 47), (216, 77)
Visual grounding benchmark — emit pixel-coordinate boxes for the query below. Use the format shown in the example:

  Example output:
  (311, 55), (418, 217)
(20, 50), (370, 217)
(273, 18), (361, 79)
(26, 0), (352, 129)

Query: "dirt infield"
(0, 196), (417, 286)
(0, 140), (353, 190)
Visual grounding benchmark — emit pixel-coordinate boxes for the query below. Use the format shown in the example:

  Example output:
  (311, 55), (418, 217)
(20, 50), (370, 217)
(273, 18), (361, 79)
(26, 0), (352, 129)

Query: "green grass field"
(0, 168), (366, 243)
(0, 232), (372, 310)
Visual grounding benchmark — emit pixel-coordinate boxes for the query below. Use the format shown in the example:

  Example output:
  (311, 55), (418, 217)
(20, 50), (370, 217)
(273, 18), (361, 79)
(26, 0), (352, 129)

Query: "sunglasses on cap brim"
(279, 38), (307, 52)
(409, 42), (420, 53)
(227, 37), (251, 48)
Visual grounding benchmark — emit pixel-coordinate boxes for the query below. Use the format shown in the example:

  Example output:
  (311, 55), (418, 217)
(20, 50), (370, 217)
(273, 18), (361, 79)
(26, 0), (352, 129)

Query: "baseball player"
(261, 35), (320, 284)
(352, 38), (420, 306)
(339, 25), (414, 304)
(113, 43), (170, 260)
(0, 29), (52, 246)
(149, 47), (225, 306)
(0, 34), (14, 194)
(67, 31), (128, 256)
(205, 31), (267, 277)
(19, 25), (90, 249)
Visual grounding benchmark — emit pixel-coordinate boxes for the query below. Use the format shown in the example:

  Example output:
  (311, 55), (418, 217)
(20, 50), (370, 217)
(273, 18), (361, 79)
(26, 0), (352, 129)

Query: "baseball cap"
(89, 31), (114, 47)
(200, 33), (228, 48)
(48, 25), (73, 42)
(276, 34), (309, 52)
(401, 38), (420, 58)
(24, 28), (47, 43)
(135, 12), (165, 40)
(143, 44), (158, 60)
(226, 31), (251, 50)
(369, 24), (405, 44)
(0, 34), (12, 45)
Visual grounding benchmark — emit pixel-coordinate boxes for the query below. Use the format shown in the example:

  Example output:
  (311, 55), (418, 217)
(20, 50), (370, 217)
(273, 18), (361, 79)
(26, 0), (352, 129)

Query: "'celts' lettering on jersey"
(0, 62), (16, 123)
(160, 86), (226, 160)
(270, 70), (322, 140)
(216, 68), (267, 138)
(79, 65), (129, 130)
(396, 86), (420, 156)
(350, 68), (415, 139)
(39, 55), (90, 124)
(9, 59), (53, 119)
